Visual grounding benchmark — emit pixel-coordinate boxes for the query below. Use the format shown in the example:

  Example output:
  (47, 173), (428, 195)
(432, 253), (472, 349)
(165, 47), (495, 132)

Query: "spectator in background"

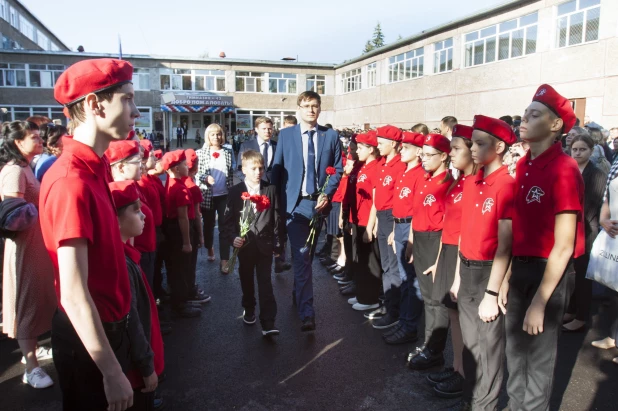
(411, 123), (430, 135)
(565, 126), (590, 155)
(587, 126), (613, 162)
(589, 128), (612, 173)
(440, 116), (458, 139)
(283, 115), (297, 129)
(34, 123), (66, 182)
(25, 116), (52, 170)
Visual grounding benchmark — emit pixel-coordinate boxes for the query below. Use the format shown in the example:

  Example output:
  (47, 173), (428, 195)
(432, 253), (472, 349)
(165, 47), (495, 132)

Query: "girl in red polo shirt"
(407, 134), (452, 371)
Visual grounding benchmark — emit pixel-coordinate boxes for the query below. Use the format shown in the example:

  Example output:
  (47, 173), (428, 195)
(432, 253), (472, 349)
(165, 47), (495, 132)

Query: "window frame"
(132, 68), (150, 91)
(341, 68), (362, 93)
(267, 73), (297, 94)
(387, 47), (424, 83)
(554, 0), (601, 49)
(367, 62), (377, 88)
(234, 71), (265, 93)
(0, 63), (65, 88)
(433, 38), (454, 74)
(306, 74), (326, 94)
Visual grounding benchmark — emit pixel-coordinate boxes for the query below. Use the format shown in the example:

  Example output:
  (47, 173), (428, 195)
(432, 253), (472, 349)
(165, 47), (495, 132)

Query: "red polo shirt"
(441, 175), (470, 246)
(133, 188), (156, 253)
(375, 155), (407, 211)
(392, 163), (424, 219)
(182, 176), (203, 220)
(460, 166), (515, 260)
(412, 171), (450, 232)
(512, 142), (585, 259)
(138, 175), (162, 227)
(39, 137), (131, 322)
(332, 175), (348, 203)
(350, 159), (379, 227)
(165, 178), (192, 219)
(146, 173), (166, 217)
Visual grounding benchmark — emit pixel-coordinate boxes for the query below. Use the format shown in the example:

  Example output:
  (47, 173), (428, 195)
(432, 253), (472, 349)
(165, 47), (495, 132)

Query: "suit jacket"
(271, 124), (343, 215)
(237, 138), (277, 182)
(222, 181), (283, 256)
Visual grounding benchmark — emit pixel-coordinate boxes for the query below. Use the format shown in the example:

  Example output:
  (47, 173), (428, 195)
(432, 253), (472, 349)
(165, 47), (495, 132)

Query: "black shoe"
(301, 317), (316, 332)
(384, 328), (418, 345)
(337, 275), (353, 286)
(173, 305), (201, 318)
(433, 372), (464, 399)
(186, 301), (204, 308)
(427, 367), (456, 386)
(382, 323), (402, 339)
(340, 283), (356, 296)
(333, 272), (347, 281)
(372, 313), (400, 330)
(326, 263), (339, 271)
(329, 265), (345, 274)
(320, 257), (335, 266)
(187, 292), (211, 304)
(262, 324), (280, 337)
(407, 347), (445, 370)
(365, 305), (387, 320)
(243, 311), (256, 325)
(275, 261), (292, 273)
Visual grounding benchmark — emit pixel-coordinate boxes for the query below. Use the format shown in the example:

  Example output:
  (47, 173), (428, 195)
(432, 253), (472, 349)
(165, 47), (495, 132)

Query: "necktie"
(306, 130), (316, 195)
(262, 142), (269, 168)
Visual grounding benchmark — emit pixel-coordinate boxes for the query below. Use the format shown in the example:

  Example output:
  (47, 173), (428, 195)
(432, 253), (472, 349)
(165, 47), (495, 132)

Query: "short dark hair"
(297, 91), (321, 106)
(500, 116), (514, 126)
(283, 115), (297, 125)
(67, 83), (124, 123)
(40, 123), (67, 149)
(411, 123), (429, 135)
(0, 120), (38, 169)
(325, 123), (333, 129)
(441, 116), (458, 130)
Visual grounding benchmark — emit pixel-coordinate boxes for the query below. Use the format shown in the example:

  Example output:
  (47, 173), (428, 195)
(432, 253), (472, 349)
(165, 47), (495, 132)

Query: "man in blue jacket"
(271, 91), (342, 332)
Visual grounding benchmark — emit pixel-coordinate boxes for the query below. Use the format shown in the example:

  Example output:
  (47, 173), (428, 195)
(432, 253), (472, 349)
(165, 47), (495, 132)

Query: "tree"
(363, 40), (375, 54)
(372, 23), (385, 49)
(397, 34), (403, 41)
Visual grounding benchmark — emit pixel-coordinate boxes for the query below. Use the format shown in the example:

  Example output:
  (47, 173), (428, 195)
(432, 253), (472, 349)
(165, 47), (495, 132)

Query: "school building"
(1, 0), (617, 135)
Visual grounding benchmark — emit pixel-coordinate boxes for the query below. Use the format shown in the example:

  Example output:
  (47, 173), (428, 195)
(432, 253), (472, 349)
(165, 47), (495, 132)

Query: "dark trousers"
(132, 391), (154, 411)
(139, 251), (156, 292)
(352, 224), (382, 305)
(343, 223), (355, 280)
(566, 253), (592, 321)
(238, 241), (277, 327)
(176, 135), (183, 147)
(188, 218), (200, 293)
(377, 210), (401, 318)
(153, 226), (166, 298)
(51, 310), (131, 411)
(394, 222), (423, 332)
(459, 263), (504, 410)
(163, 218), (193, 306)
(413, 230), (448, 354)
(202, 195), (230, 260)
(506, 258), (570, 411)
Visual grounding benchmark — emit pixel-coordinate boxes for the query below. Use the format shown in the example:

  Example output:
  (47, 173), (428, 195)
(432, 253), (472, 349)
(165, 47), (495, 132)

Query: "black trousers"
(343, 223), (355, 281)
(238, 241), (277, 327)
(377, 210), (401, 318)
(188, 218), (200, 293)
(163, 218), (193, 306)
(413, 230), (448, 354)
(351, 224), (382, 305)
(176, 135), (183, 147)
(153, 226), (167, 298)
(566, 253), (592, 321)
(459, 263), (504, 410)
(506, 258), (571, 411)
(51, 310), (132, 411)
(139, 251), (156, 292)
(202, 195), (230, 260)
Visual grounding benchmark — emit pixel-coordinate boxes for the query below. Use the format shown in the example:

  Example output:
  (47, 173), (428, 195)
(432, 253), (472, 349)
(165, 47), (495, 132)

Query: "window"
(135, 107), (152, 130)
(433, 38), (453, 73)
(1, 0), (8, 21)
(464, 12), (538, 67)
(2, 35), (10, 50)
(36, 30), (49, 50)
(0, 63), (26, 87)
(236, 109), (297, 130)
(194, 70), (225, 92)
(367, 63), (377, 87)
(132, 68), (150, 90)
(159, 69), (192, 91)
(28, 64), (64, 88)
(341, 68), (362, 93)
(2, 106), (67, 125)
(388, 47), (424, 83)
(306, 74), (326, 94)
(235, 72), (265, 93)
(268, 73), (297, 94)
(556, 0), (600, 48)
(51, 43), (60, 52)
(19, 15), (34, 41)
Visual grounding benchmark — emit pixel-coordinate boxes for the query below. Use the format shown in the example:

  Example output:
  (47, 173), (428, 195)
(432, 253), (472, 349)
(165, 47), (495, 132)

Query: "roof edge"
(13, 0), (70, 50)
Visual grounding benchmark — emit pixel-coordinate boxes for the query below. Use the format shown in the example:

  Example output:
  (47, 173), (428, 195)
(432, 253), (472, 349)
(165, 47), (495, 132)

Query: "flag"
(118, 35), (123, 60)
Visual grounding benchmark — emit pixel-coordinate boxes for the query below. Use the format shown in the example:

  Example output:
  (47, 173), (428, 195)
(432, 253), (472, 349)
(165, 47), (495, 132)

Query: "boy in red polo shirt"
(455, 116), (516, 410)
(373, 125), (407, 330)
(39, 58), (138, 410)
(505, 85), (584, 411)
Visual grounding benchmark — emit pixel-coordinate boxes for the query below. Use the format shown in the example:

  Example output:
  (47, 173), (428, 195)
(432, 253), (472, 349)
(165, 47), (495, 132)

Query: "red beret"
(105, 140), (140, 164)
(109, 180), (139, 210)
(54, 58), (134, 107)
(367, 130), (377, 140)
(473, 115), (517, 145)
(185, 149), (198, 169)
(402, 131), (425, 147)
(153, 150), (163, 160)
(376, 125), (403, 142)
(423, 133), (451, 153)
(140, 139), (153, 159)
(161, 150), (186, 171)
(532, 84), (577, 134)
(356, 132), (378, 147)
(452, 124), (473, 140)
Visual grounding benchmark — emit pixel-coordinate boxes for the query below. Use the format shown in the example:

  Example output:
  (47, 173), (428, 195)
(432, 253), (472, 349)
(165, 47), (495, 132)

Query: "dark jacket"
(237, 138), (277, 182)
(581, 161), (607, 253)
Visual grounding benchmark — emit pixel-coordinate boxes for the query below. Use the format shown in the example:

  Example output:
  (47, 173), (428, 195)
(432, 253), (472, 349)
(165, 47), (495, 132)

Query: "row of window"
(0, 0), (60, 51)
(0, 63), (65, 87)
(340, 0), (601, 93)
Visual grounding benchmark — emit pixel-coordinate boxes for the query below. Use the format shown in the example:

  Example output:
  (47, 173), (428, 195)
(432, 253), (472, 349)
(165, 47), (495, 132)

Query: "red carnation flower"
(241, 192), (251, 201)
(249, 194), (261, 203)
(256, 195), (271, 212)
(326, 166), (337, 176)
(212, 152), (220, 159)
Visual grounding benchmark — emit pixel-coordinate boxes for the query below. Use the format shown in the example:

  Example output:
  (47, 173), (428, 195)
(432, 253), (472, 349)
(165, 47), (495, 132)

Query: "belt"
(394, 217), (412, 224)
(102, 314), (129, 332)
(300, 194), (319, 201)
(459, 252), (493, 267)
(514, 256), (549, 264)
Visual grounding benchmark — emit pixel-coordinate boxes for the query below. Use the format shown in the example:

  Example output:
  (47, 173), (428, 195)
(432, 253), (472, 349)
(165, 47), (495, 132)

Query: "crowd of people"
(0, 57), (617, 411)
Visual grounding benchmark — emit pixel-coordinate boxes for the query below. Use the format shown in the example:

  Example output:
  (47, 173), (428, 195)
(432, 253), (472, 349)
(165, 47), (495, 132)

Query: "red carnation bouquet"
(301, 166), (338, 254)
(227, 191), (271, 272)
(212, 151), (220, 159)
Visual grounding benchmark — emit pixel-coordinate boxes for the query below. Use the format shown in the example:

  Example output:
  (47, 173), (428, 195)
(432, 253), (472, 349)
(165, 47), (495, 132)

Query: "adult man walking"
(272, 91), (342, 331)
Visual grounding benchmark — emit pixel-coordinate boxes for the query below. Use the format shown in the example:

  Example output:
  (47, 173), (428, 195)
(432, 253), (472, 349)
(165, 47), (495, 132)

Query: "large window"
(306, 74), (326, 94)
(388, 47), (424, 83)
(268, 73), (297, 94)
(1, 0), (8, 21)
(341, 68), (362, 93)
(159, 69), (225, 92)
(9, 6), (17, 29)
(159, 69), (191, 91)
(36, 30), (49, 50)
(433, 38), (453, 73)
(367, 62), (377, 87)
(133, 68), (150, 90)
(235, 72), (265, 93)
(464, 12), (538, 67)
(194, 70), (225, 92)
(19, 15), (34, 41)
(135, 107), (152, 131)
(28, 64), (64, 88)
(236, 110), (297, 130)
(1, 106), (66, 125)
(0, 63), (26, 87)
(556, 0), (600, 48)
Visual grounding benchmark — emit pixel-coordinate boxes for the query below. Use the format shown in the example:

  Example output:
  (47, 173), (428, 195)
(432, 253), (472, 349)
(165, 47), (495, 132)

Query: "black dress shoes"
(384, 328), (418, 345)
(301, 317), (316, 332)
(275, 261), (292, 273)
(407, 346), (445, 370)
(339, 283), (356, 296)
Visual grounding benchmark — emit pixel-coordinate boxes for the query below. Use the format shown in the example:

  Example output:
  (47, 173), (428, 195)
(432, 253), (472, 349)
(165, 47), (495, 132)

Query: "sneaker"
(364, 306), (387, 319)
(347, 297), (358, 305)
(21, 346), (53, 365)
(427, 367), (456, 386)
(187, 293), (211, 304)
(243, 311), (256, 325)
(262, 327), (280, 337)
(434, 372), (464, 398)
(337, 275), (354, 286)
(22, 367), (53, 389)
(372, 313), (399, 330)
(333, 272), (347, 281)
(352, 302), (380, 311)
(384, 328), (418, 345)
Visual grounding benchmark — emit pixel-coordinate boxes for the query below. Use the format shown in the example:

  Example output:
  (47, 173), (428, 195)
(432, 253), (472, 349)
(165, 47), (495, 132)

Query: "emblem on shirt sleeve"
(383, 175), (393, 186)
(399, 187), (411, 199)
(526, 186), (545, 204)
(423, 194), (436, 206)
(358, 174), (367, 183)
(482, 198), (495, 214)
(454, 193), (463, 203)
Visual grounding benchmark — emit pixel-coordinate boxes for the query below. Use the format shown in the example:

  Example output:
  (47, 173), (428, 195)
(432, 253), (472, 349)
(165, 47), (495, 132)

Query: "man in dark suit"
(175, 125), (183, 148)
(237, 116), (277, 182)
(271, 91), (343, 332)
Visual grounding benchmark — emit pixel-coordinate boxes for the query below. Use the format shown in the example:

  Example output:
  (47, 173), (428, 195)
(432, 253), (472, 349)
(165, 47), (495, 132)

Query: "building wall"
(0, 0), (68, 51)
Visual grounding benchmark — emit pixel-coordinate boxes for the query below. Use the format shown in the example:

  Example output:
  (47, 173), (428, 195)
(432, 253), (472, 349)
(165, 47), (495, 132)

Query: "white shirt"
(257, 136), (273, 167)
(300, 125), (318, 196)
(210, 149), (228, 197)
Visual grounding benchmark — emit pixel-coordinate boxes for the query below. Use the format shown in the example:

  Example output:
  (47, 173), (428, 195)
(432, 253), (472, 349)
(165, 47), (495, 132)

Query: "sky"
(21, 0), (506, 63)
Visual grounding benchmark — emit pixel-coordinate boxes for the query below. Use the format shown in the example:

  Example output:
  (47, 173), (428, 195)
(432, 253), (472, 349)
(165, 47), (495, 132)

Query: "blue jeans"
(394, 222), (423, 333)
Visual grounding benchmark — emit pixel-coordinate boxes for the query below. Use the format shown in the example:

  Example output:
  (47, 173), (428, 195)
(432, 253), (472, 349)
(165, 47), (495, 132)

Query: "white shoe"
(347, 297), (358, 305)
(21, 346), (53, 364)
(352, 302), (380, 311)
(22, 367), (54, 389)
